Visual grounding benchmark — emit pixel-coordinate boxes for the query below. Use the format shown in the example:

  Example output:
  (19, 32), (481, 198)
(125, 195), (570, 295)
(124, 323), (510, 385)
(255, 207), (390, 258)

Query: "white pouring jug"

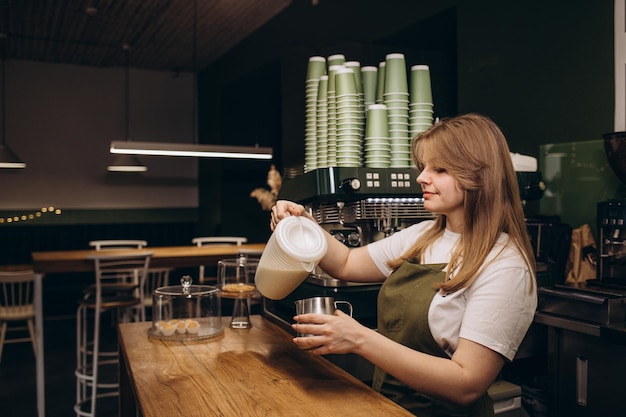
(255, 216), (328, 300)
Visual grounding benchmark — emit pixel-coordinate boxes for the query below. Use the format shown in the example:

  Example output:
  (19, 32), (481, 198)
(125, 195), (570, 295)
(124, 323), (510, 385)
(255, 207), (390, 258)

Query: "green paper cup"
(335, 67), (358, 96)
(307, 56), (327, 80)
(317, 76), (329, 101)
(410, 65), (433, 104)
(409, 108), (434, 115)
(344, 61), (363, 94)
(376, 62), (386, 103)
(410, 115), (433, 122)
(337, 129), (363, 137)
(384, 53), (408, 94)
(328, 54), (346, 66)
(409, 103), (434, 110)
(327, 65), (344, 95)
(362, 66), (378, 105)
(365, 105), (389, 138)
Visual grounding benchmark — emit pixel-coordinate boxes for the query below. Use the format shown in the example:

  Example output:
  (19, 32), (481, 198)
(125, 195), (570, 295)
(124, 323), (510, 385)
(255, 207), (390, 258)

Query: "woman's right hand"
(270, 200), (310, 231)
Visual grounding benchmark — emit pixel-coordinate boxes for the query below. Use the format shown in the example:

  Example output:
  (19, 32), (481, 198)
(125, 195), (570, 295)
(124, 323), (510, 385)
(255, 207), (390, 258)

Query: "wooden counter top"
(31, 243), (266, 273)
(118, 317), (414, 417)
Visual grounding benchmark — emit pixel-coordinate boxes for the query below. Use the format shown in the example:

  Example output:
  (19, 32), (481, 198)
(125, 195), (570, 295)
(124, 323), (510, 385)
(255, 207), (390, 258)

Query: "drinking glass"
(218, 255), (259, 329)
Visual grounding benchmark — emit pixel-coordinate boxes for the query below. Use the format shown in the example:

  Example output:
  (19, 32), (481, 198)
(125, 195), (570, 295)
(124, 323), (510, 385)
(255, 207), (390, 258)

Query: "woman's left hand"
(292, 310), (367, 354)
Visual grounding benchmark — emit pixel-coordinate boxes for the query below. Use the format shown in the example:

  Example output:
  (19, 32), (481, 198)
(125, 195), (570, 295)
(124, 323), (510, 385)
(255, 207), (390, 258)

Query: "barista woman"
(270, 113), (537, 416)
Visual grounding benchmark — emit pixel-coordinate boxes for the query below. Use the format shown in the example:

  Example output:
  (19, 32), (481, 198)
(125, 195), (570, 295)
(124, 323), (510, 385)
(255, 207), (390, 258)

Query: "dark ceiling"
(0, 0), (456, 73)
(0, 0), (292, 71)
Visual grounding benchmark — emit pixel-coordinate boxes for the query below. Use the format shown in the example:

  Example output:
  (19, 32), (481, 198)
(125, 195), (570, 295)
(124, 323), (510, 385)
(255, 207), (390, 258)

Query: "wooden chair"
(0, 270), (36, 363)
(75, 251), (153, 417)
(192, 237), (248, 283)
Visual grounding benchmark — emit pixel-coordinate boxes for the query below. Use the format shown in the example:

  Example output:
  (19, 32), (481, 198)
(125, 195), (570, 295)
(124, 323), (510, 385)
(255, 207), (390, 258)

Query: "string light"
(0, 206), (62, 224)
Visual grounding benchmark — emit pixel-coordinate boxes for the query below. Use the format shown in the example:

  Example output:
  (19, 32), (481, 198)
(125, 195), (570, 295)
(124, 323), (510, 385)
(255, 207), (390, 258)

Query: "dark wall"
(0, 208), (198, 265)
(198, 2), (459, 236)
(201, 0), (614, 165)
(200, 0), (614, 240)
(458, 0), (614, 156)
(197, 62), (281, 243)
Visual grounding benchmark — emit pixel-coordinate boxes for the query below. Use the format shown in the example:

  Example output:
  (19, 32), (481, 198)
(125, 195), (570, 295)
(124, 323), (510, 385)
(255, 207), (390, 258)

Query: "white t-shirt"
(367, 220), (537, 361)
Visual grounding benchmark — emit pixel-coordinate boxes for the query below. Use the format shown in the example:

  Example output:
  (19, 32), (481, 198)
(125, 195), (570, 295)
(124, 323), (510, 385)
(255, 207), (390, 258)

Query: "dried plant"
(250, 164), (282, 211)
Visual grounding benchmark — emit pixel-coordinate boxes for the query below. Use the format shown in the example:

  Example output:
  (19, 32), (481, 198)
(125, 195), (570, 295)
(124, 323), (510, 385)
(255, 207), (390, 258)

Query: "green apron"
(372, 259), (494, 417)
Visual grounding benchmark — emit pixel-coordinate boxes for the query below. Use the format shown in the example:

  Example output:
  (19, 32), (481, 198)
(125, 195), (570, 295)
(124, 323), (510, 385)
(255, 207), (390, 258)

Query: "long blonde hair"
(389, 113), (536, 293)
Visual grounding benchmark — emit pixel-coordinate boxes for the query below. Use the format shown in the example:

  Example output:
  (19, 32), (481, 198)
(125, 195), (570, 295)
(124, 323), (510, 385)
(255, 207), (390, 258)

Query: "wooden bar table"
(32, 243), (266, 274)
(118, 317), (414, 417)
(30, 243), (265, 417)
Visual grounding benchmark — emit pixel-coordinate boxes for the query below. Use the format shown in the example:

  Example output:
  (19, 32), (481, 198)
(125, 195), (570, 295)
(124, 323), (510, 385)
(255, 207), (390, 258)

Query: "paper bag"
(565, 224), (597, 286)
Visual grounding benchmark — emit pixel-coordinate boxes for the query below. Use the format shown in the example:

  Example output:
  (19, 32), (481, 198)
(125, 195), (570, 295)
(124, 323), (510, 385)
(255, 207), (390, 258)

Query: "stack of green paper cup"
(409, 65), (434, 138)
(326, 64), (344, 168)
(304, 56), (327, 172)
(364, 104), (391, 168)
(302, 53), (436, 171)
(384, 53), (410, 168)
(312, 75), (329, 169)
(344, 61), (365, 141)
(335, 67), (363, 167)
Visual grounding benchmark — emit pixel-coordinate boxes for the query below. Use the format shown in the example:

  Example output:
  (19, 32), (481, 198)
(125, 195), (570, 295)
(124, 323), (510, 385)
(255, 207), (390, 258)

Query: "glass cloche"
(148, 275), (223, 341)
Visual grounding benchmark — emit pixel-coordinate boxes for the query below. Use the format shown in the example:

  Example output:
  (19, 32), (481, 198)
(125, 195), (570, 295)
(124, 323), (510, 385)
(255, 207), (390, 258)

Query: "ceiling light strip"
(110, 141), (273, 160)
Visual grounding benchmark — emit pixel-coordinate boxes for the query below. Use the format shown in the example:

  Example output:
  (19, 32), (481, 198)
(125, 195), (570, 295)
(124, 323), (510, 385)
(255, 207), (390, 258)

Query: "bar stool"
(89, 240), (171, 321)
(74, 251), (152, 417)
(88, 240), (148, 250)
(141, 267), (171, 320)
(192, 236), (247, 283)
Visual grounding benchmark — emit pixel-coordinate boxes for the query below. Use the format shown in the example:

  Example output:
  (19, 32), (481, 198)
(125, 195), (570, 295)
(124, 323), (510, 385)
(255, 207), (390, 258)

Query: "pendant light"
(0, 33), (26, 169)
(109, 1), (272, 161)
(107, 43), (147, 172)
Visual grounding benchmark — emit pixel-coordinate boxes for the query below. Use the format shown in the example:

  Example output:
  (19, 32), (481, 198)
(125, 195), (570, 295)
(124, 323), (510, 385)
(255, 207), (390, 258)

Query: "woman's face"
(416, 163), (465, 229)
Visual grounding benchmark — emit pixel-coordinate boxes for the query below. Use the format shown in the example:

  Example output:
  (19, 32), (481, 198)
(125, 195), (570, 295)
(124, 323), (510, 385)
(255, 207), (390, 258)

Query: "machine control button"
(391, 181), (397, 187)
(373, 181), (380, 187)
(340, 178), (361, 192)
(391, 173), (397, 180)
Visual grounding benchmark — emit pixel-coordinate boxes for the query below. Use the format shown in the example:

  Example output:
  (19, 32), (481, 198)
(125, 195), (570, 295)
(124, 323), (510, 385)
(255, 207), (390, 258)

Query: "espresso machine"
(588, 133), (626, 289)
(261, 167), (434, 334)
(278, 167), (435, 263)
(262, 166), (549, 332)
(592, 200), (626, 288)
(261, 166), (433, 381)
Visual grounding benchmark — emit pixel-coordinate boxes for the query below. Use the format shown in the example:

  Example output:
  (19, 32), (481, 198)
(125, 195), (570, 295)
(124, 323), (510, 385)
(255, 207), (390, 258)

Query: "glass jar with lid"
(148, 275), (223, 341)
